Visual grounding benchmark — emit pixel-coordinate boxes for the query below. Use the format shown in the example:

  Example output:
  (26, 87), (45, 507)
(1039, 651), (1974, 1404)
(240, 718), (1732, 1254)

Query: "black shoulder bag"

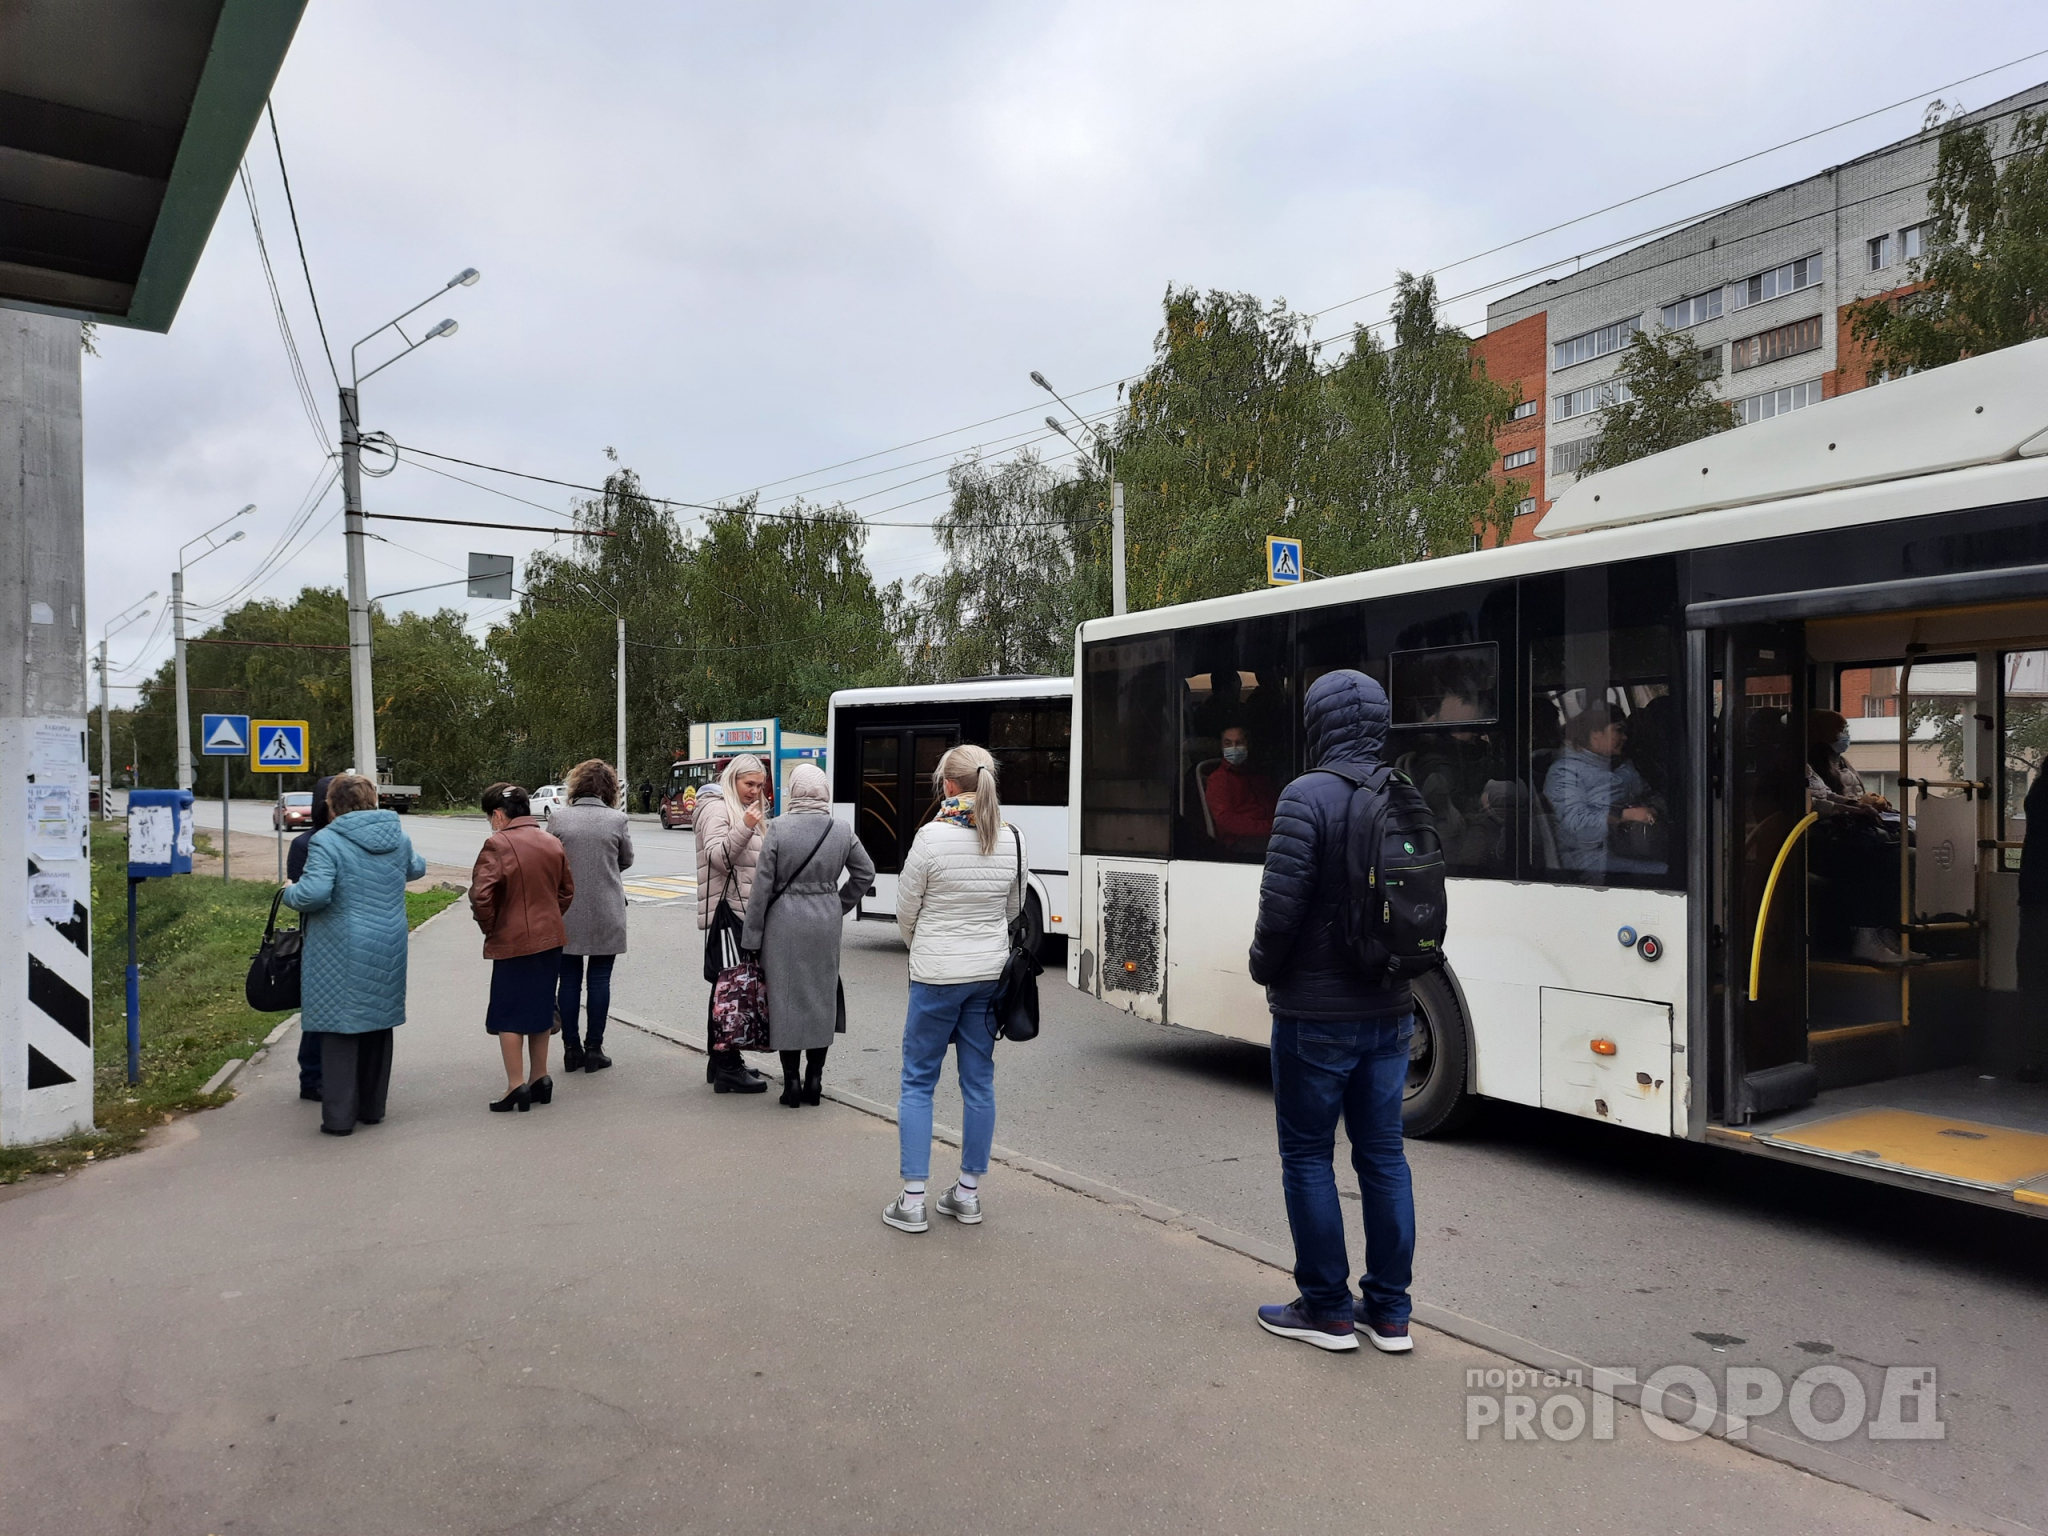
(990, 826), (1042, 1042)
(245, 889), (304, 1013)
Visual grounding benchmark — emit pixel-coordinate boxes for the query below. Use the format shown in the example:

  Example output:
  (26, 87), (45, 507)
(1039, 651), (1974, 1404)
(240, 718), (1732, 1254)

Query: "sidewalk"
(0, 911), (1973, 1535)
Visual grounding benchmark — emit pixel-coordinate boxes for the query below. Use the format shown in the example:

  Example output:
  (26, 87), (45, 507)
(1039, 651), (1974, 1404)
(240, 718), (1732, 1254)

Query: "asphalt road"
(607, 874), (2048, 1535)
(189, 795), (700, 882)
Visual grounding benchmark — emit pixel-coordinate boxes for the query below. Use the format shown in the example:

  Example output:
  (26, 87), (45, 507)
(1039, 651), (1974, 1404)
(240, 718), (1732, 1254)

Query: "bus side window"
(1388, 642), (1513, 879)
(1082, 637), (1175, 857)
(1176, 618), (1292, 863)
(991, 704), (1071, 806)
(1521, 560), (1683, 889)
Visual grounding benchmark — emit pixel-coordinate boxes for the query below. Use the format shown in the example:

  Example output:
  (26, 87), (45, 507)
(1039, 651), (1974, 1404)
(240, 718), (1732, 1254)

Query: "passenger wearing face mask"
(1806, 709), (1901, 963)
(1206, 724), (1280, 853)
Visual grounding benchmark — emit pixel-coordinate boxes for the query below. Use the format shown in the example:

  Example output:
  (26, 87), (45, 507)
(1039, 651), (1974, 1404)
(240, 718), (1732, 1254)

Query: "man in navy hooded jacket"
(1247, 669), (1418, 1354)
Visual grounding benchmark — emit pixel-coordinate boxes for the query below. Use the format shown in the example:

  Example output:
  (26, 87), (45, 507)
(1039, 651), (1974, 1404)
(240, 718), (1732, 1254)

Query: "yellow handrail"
(1748, 811), (1820, 1002)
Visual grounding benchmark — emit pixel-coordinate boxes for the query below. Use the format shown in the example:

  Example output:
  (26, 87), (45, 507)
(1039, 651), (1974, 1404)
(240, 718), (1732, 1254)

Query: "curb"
(609, 1004), (2035, 1536)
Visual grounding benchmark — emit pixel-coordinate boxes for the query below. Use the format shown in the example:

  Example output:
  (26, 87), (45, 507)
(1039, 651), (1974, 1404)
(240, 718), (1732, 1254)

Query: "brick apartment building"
(1471, 80), (2048, 545)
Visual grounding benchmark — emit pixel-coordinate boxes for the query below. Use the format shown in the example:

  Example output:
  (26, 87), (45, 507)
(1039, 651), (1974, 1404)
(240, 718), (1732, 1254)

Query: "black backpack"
(1315, 763), (1447, 981)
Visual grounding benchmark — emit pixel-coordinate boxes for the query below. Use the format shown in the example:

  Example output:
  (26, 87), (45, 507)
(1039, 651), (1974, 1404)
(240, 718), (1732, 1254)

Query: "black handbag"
(245, 889), (303, 1013)
(991, 827), (1042, 1042)
(704, 895), (743, 983)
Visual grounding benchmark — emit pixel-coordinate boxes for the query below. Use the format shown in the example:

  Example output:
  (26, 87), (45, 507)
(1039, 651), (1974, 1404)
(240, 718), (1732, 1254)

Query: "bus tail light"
(1590, 1038), (1618, 1056)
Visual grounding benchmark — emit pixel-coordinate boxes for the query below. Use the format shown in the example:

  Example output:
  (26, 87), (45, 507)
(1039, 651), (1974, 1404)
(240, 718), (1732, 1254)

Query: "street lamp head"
(448, 267), (481, 288)
(226, 530), (247, 544)
(237, 502), (256, 517)
(426, 318), (459, 341)
(1046, 415), (1069, 438)
(1030, 370), (1052, 392)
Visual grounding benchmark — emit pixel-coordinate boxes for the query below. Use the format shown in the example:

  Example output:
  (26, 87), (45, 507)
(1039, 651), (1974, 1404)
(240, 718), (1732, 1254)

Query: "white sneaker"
(882, 1195), (929, 1233)
(936, 1183), (982, 1224)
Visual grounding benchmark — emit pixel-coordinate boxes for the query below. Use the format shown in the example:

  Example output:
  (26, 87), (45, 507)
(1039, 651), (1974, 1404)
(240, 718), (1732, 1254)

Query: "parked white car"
(531, 783), (566, 821)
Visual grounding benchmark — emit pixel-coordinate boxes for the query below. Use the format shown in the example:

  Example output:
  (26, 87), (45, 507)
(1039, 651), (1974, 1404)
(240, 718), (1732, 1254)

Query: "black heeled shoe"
(583, 1047), (612, 1072)
(490, 1085), (530, 1114)
(802, 1064), (824, 1106)
(779, 1073), (802, 1108)
(561, 1044), (585, 1073)
(529, 1076), (554, 1105)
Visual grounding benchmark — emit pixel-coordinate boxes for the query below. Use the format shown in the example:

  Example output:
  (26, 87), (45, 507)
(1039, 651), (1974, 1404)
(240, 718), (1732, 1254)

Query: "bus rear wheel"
(1403, 969), (1475, 1139)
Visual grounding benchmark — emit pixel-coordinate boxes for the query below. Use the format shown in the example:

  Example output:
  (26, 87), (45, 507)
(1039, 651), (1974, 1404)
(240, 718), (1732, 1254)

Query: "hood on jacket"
(785, 762), (830, 814)
(695, 783), (724, 801)
(1304, 668), (1388, 768)
(310, 774), (337, 832)
(326, 807), (407, 855)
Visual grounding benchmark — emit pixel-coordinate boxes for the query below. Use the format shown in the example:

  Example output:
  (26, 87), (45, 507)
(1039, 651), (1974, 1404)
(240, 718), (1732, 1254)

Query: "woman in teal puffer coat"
(281, 773), (427, 1135)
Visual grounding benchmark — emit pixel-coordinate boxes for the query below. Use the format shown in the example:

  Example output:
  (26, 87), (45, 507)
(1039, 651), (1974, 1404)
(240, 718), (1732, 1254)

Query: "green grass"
(0, 825), (461, 1184)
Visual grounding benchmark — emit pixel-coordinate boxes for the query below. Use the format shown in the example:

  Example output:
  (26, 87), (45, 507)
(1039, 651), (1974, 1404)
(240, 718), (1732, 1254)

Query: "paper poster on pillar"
(25, 718), (87, 862)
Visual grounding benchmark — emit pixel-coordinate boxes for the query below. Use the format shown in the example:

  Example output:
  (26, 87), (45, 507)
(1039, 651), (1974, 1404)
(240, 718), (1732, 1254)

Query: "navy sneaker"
(1351, 1309), (1414, 1354)
(1256, 1301), (1358, 1352)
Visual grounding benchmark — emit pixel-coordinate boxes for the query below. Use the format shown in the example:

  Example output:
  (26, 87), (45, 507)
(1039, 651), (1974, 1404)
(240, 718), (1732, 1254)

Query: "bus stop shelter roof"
(0, 0), (308, 332)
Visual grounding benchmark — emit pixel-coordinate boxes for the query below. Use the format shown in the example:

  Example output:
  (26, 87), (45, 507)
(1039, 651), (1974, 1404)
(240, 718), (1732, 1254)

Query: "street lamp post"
(174, 507), (254, 789)
(344, 267), (479, 777)
(97, 592), (155, 818)
(1032, 370), (1126, 616)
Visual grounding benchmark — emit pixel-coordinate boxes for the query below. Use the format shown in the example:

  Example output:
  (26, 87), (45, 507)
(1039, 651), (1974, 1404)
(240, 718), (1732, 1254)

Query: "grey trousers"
(318, 1028), (394, 1133)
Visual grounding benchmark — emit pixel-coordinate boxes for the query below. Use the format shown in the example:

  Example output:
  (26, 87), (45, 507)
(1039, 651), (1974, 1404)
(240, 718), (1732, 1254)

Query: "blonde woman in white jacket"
(883, 743), (1024, 1233)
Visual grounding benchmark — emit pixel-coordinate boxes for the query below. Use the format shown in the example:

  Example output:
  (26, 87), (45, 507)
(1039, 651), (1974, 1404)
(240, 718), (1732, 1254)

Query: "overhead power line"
(266, 100), (340, 389)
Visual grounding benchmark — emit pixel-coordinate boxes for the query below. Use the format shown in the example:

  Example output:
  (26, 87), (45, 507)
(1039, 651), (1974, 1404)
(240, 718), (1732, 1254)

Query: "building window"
(1503, 447), (1538, 471)
(1867, 232), (1894, 271)
(1553, 316), (1640, 370)
(1660, 290), (1723, 329)
(1733, 378), (1823, 425)
(1511, 398), (1539, 421)
(1553, 379), (1633, 422)
(1516, 496), (1537, 517)
(1901, 223), (1928, 261)
(1729, 314), (1822, 373)
(1695, 344), (1723, 380)
(1730, 252), (1823, 310)
(1552, 437), (1599, 477)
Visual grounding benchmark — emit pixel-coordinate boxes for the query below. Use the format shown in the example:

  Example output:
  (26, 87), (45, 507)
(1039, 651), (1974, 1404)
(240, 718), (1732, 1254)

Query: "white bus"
(829, 677), (1072, 956)
(1068, 338), (2048, 1218)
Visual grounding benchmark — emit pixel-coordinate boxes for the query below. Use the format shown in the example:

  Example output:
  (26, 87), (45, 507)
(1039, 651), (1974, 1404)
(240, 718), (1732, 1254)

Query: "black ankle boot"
(711, 1054), (767, 1094)
(802, 1053), (825, 1106)
(562, 1043), (585, 1073)
(778, 1051), (802, 1107)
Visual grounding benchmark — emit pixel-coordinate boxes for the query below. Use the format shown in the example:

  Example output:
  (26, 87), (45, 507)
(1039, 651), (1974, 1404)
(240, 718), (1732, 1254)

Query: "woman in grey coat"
(741, 762), (875, 1106)
(549, 758), (634, 1074)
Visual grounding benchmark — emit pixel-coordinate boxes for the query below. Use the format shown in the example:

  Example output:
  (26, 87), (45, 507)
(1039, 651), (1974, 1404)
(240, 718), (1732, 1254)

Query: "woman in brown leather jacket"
(470, 782), (575, 1112)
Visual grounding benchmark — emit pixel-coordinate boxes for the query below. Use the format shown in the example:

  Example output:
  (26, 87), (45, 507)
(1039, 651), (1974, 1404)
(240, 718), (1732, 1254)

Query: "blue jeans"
(1271, 1013), (1416, 1324)
(557, 953), (616, 1052)
(898, 979), (999, 1181)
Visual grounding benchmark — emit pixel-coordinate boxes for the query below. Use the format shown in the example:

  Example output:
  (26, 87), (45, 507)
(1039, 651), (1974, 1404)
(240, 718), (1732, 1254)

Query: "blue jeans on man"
(1270, 1013), (1416, 1324)
(897, 979), (999, 1180)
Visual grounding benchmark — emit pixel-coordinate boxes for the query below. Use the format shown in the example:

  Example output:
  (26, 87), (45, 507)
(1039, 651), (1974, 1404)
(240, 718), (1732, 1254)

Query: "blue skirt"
(487, 948), (561, 1035)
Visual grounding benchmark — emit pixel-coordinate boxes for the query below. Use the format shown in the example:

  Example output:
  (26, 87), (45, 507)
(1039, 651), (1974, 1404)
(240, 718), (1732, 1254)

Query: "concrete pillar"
(0, 308), (93, 1146)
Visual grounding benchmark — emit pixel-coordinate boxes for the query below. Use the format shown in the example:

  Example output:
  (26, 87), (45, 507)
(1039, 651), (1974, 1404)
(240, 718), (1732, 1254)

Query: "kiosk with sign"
(685, 718), (829, 810)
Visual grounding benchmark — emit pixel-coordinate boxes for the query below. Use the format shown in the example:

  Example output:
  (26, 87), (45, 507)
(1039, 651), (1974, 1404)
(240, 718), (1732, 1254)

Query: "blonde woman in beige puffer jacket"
(695, 753), (771, 1092)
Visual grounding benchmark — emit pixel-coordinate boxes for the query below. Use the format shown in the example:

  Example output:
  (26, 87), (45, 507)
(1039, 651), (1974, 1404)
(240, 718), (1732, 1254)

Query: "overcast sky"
(82, 1), (2048, 696)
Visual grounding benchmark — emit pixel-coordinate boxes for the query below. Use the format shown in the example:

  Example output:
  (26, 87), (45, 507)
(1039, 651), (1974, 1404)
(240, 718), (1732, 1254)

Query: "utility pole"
(172, 567), (191, 790)
(96, 642), (108, 814)
(1111, 481), (1127, 616)
(341, 384), (376, 777)
(616, 615), (627, 784)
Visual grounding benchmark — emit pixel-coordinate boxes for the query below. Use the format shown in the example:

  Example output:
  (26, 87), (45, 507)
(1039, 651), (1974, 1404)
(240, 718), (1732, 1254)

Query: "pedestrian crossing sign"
(248, 720), (309, 773)
(1266, 536), (1304, 585)
(199, 713), (250, 755)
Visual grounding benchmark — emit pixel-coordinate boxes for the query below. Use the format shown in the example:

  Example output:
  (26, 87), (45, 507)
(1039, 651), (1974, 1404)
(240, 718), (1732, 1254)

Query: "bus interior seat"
(1530, 792), (1562, 871)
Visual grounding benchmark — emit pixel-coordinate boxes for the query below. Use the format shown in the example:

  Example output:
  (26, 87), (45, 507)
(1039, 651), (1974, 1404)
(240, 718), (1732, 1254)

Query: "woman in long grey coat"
(550, 758), (634, 1074)
(741, 762), (875, 1106)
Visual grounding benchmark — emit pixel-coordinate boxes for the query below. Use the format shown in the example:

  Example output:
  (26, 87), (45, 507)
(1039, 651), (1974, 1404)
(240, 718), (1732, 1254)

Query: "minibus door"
(855, 725), (959, 874)
(1712, 623), (1815, 1122)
